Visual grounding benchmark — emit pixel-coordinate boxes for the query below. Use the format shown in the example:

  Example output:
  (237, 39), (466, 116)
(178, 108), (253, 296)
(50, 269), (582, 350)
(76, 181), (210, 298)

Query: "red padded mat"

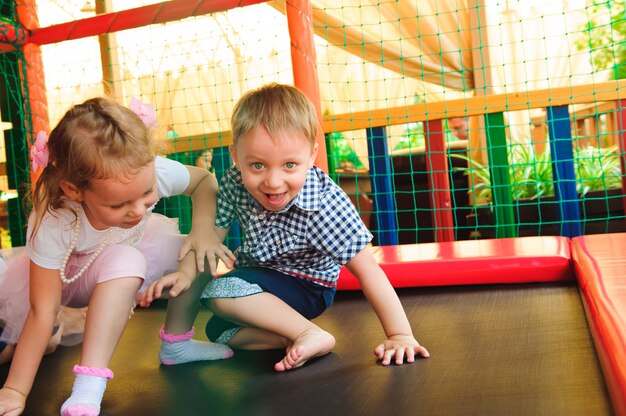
(572, 233), (626, 416)
(338, 236), (573, 290)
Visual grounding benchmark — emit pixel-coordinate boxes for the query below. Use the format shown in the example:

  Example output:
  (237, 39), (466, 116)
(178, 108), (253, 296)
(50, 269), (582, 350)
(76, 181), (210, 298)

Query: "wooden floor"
(1, 282), (613, 416)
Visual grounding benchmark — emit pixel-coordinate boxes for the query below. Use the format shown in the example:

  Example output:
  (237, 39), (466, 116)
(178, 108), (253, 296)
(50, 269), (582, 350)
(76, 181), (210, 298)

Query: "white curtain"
(41, 0), (604, 155)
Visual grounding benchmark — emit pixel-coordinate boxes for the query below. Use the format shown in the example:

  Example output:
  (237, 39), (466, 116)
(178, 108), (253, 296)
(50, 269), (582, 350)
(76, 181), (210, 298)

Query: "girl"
(0, 97), (235, 416)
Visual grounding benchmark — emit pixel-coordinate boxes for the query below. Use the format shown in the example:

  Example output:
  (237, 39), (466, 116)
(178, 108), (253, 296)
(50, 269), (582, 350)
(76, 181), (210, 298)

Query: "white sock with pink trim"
(60, 365), (113, 416)
(158, 326), (233, 365)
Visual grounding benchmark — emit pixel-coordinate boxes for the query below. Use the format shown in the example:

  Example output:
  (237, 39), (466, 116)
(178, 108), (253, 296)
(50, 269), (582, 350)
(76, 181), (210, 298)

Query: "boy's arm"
(1, 262), (61, 412)
(345, 248), (430, 365)
(180, 165), (234, 275)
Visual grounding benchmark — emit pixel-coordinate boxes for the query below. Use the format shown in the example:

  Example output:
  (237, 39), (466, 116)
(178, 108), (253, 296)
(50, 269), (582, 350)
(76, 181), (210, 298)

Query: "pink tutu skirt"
(0, 213), (184, 345)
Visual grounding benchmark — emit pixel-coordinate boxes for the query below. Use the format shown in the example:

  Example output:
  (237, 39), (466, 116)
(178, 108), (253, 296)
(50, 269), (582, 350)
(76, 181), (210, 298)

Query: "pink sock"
(60, 365), (113, 416)
(158, 326), (233, 365)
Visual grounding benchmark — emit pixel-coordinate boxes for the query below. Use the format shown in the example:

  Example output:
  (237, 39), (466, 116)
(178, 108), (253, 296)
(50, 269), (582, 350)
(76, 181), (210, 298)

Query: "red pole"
(424, 119), (454, 242)
(28, 0), (267, 45)
(17, 0), (49, 184)
(616, 100), (626, 224)
(16, 0), (40, 30)
(285, 0), (328, 172)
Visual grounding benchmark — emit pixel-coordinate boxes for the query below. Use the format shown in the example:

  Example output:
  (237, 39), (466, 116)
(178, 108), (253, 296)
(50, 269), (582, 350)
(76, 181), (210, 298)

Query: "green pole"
(485, 112), (516, 238)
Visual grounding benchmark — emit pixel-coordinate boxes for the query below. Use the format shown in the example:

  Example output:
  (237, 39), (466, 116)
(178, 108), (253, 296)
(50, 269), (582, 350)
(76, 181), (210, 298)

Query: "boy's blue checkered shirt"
(216, 165), (373, 287)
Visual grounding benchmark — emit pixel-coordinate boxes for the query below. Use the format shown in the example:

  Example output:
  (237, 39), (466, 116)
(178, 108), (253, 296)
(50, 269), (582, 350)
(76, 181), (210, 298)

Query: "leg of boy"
(158, 271), (233, 365)
(137, 216), (233, 364)
(225, 326), (290, 350)
(209, 292), (335, 371)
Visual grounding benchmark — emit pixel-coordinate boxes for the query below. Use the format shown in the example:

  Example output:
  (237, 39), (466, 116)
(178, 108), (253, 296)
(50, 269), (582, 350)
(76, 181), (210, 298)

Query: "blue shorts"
(200, 267), (336, 344)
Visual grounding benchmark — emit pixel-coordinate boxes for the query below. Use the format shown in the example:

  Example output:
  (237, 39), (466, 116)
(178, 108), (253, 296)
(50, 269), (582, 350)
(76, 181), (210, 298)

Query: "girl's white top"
(25, 156), (189, 270)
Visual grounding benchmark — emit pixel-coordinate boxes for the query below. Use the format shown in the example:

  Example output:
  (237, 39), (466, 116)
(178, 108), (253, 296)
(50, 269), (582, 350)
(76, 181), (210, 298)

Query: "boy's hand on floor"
(374, 335), (430, 366)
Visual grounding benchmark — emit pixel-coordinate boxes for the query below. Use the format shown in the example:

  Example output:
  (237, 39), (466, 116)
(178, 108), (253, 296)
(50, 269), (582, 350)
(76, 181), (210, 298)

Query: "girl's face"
(230, 126), (318, 212)
(77, 162), (159, 230)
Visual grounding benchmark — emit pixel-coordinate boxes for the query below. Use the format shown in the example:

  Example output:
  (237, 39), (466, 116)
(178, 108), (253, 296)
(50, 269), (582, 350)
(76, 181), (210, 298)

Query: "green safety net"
(0, 6), (31, 247)
(0, 0), (624, 247)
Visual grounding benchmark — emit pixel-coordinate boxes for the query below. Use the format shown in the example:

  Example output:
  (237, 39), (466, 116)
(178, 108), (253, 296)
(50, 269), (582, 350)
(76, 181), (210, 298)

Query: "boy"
(142, 83), (429, 371)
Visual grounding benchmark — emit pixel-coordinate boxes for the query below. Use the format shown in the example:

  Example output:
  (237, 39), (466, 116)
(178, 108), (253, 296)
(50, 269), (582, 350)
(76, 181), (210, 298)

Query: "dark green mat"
(1, 282), (612, 415)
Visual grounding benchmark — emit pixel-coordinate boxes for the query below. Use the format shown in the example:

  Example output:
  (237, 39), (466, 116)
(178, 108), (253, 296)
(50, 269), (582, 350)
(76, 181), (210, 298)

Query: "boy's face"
(230, 126), (318, 212)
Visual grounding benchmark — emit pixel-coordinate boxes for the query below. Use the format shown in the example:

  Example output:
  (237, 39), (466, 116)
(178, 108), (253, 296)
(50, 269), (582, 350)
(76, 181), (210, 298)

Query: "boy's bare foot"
(274, 329), (335, 371)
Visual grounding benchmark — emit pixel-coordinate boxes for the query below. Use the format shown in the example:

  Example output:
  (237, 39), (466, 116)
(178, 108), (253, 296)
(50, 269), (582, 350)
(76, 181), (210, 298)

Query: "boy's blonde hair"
(231, 83), (318, 147)
(30, 96), (156, 239)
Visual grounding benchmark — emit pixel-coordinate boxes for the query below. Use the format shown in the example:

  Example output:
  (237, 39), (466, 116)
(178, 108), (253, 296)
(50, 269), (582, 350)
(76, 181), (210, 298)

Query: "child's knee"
(206, 297), (230, 315)
(100, 245), (147, 274)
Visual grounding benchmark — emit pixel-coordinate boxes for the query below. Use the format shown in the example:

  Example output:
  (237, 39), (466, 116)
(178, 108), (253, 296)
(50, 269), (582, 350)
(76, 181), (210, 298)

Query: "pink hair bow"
(30, 130), (49, 172)
(129, 97), (157, 129)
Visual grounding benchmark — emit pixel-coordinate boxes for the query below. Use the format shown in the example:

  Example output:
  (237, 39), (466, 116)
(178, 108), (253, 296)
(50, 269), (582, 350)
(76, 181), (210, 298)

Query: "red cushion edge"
(337, 236), (573, 291)
(571, 236), (626, 416)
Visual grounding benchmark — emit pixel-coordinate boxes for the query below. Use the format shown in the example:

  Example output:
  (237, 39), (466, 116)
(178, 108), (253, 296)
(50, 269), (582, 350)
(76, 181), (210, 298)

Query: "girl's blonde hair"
(30, 97), (156, 240)
(231, 83), (318, 147)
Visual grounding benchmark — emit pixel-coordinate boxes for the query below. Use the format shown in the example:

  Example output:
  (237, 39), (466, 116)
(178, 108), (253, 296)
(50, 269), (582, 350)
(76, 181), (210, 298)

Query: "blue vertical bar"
(212, 145), (242, 250)
(547, 105), (581, 237)
(366, 127), (398, 245)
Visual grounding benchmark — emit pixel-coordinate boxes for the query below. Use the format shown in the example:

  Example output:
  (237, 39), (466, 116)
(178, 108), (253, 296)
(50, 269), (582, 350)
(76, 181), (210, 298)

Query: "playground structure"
(0, 0), (625, 247)
(1, 1), (626, 414)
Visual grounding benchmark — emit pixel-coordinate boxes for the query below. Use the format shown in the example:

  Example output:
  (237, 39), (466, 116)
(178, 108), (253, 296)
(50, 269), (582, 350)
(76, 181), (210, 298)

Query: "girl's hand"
(138, 272), (193, 307)
(0, 386), (26, 416)
(178, 230), (235, 276)
(374, 335), (430, 366)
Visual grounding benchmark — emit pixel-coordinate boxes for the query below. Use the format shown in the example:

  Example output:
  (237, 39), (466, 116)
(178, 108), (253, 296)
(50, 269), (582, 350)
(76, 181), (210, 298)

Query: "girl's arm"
(179, 166), (234, 276)
(138, 251), (197, 307)
(345, 248), (430, 366)
(0, 262), (62, 412)
(213, 226), (229, 245)
(139, 225), (231, 307)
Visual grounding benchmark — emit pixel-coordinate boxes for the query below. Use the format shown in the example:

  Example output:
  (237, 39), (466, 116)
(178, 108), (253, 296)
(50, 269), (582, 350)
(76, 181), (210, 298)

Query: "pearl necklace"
(59, 204), (113, 284)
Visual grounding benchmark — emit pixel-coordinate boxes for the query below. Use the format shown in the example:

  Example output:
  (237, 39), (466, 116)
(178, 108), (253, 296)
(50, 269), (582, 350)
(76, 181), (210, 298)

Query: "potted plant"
(452, 143), (625, 237)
